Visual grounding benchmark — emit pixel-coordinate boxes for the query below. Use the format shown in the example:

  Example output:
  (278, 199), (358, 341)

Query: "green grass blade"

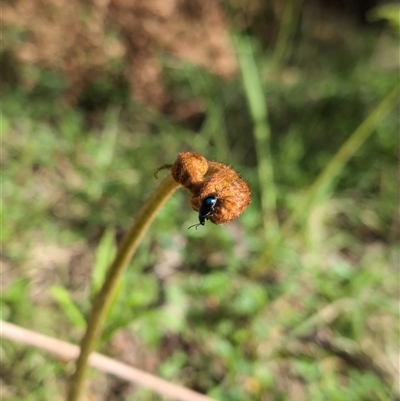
(252, 85), (400, 273)
(273, 0), (304, 68)
(235, 35), (278, 235)
(92, 228), (117, 295)
(51, 286), (86, 330)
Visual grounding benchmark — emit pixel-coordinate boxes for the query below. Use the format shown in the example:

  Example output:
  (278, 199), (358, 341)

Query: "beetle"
(188, 195), (218, 229)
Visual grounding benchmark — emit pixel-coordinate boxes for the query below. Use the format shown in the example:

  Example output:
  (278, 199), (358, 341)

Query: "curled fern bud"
(165, 152), (251, 227)
(171, 152), (208, 194)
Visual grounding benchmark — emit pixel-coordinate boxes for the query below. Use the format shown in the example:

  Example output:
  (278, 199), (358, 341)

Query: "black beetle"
(188, 196), (217, 230)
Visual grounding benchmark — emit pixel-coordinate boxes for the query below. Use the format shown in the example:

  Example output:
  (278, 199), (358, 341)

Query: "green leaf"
(92, 228), (116, 295)
(51, 286), (86, 330)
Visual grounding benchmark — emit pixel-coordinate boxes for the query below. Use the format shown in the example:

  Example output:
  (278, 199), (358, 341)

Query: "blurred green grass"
(2, 8), (399, 401)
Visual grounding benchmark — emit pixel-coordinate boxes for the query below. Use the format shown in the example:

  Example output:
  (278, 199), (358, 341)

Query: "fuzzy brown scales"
(170, 152), (208, 194)
(168, 152), (251, 225)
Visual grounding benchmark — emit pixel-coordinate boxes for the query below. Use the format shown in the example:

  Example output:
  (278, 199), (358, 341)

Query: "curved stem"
(67, 174), (181, 401)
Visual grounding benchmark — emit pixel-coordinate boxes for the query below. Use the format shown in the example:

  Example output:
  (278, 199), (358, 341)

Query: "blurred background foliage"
(1, 0), (399, 400)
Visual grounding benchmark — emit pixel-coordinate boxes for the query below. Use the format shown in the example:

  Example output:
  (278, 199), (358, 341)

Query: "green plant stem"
(236, 35), (278, 236)
(67, 174), (181, 401)
(251, 85), (399, 275)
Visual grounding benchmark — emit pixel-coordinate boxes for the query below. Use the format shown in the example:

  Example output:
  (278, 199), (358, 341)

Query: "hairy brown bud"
(164, 152), (251, 227)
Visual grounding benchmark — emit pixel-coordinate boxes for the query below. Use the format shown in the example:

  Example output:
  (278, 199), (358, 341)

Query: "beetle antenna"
(188, 223), (202, 230)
